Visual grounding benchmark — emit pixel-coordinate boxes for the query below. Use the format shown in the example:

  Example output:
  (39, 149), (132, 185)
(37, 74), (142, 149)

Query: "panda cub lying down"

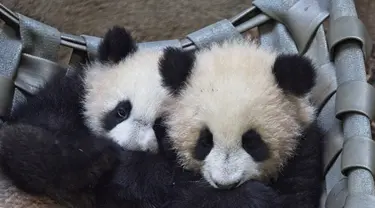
(0, 26), (323, 208)
(0, 26), (177, 207)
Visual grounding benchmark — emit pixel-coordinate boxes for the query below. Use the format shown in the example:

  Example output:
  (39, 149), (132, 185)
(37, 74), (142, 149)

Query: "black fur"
(272, 54), (316, 97)
(270, 122), (323, 208)
(166, 179), (281, 208)
(158, 47), (195, 95)
(0, 71), (122, 207)
(98, 26), (137, 64)
(95, 149), (181, 208)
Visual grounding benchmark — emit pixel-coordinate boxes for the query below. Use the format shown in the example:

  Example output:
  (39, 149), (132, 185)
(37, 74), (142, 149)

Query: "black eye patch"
(242, 129), (270, 162)
(102, 100), (132, 131)
(193, 127), (214, 161)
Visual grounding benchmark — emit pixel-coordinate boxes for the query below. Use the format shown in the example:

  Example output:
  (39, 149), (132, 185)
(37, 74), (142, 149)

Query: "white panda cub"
(162, 39), (323, 207)
(82, 29), (172, 153)
(0, 26), (174, 207)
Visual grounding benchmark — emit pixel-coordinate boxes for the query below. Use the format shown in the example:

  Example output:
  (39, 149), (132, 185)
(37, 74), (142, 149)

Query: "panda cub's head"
(82, 26), (173, 153)
(163, 39), (317, 189)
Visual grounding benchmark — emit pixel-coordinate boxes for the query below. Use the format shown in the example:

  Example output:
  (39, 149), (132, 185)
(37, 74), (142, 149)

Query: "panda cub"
(0, 27), (279, 208)
(0, 26), (175, 207)
(162, 39), (324, 208)
(93, 38), (322, 208)
(88, 35), (280, 208)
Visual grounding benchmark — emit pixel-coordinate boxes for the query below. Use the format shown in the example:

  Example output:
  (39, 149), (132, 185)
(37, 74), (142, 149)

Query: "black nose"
(214, 180), (241, 189)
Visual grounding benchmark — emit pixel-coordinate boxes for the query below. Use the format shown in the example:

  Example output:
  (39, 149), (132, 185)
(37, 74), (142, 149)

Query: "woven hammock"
(0, 0), (374, 207)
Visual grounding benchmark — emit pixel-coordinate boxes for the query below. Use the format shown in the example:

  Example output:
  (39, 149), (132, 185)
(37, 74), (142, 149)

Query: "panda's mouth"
(206, 172), (244, 190)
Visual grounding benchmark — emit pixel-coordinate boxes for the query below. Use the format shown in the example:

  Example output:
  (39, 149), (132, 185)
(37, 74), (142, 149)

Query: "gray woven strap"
(310, 63), (337, 111)
(81, 35), (102, 62)
(14, 54), (65, 95)
(335, 81), (375, 120)
(258, 20), (299, 53)
(330, 0), (375, 198)
(186, 19), (242, 48)
(327, 16), (373, 61)
(304, 26), (338, 111)
(325, 178), (348, 208)
(253, 0), (328, 54)
(13, 14), (61, 98)
(341, 136), (375, 176)
(0, 76), (15, 118)
(18, 14), (61, 62)
(138, 40), (182, 50)
(325, 153), (347, 193)
(0, 25), (22, 118)
(69, 49), (88, 69)
(323, 122), (344, 175)
(68, 35), (102, 68)
(3, 14), (63, 116)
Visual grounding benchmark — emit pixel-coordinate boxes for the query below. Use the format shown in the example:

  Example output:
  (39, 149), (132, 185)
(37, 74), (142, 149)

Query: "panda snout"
(204, 149), (248, 189)
(212, 179), (241, 190)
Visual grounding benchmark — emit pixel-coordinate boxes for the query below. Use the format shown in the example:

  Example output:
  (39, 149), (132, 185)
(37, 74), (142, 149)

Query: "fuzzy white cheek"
(108, 121), (159, 153)
(202, 148), (261, 189)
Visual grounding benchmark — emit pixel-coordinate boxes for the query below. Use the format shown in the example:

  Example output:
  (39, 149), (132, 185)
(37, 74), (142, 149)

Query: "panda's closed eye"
(102, 100), (132, 130)
(242, 129), (270, 162)
(193, 127), (213, 161)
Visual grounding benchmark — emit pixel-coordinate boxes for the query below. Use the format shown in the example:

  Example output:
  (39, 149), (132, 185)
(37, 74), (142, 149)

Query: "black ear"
(98, 26), (137, 64)
(272, 54), (316, 97)
(158, 47), (195, 95)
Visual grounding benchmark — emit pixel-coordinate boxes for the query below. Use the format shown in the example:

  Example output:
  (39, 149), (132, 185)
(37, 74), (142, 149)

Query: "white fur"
(203, 147), (261, 188)
(166, 39), (316, 188)
(82, 49), (173, 152)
